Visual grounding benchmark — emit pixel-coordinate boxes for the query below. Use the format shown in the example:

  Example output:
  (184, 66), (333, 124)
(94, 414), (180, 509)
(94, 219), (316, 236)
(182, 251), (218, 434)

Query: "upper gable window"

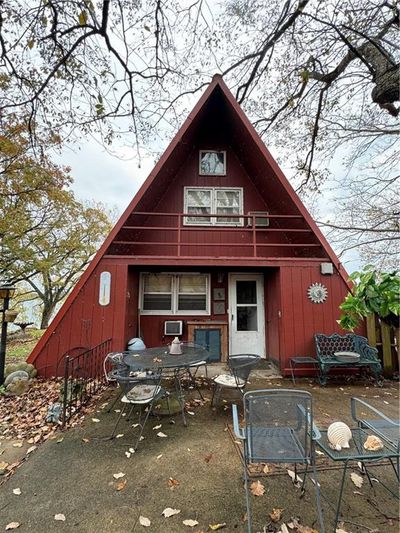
(184, 187), (243, 226)
(199, 150), (226, 175)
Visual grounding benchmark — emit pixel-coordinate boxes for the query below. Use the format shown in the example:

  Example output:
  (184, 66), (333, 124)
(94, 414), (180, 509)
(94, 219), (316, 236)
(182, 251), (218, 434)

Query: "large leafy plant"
(339, 268), (400, 331)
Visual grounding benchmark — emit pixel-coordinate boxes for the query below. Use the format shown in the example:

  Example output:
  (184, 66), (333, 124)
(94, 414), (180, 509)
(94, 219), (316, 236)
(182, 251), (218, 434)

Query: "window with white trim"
(184, 187), (243, 226)
(141, 273), (210, 315)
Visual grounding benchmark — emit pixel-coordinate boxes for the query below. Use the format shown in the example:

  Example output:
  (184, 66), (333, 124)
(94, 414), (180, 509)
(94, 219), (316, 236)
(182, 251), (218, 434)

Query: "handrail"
(112, 211), (322, 258)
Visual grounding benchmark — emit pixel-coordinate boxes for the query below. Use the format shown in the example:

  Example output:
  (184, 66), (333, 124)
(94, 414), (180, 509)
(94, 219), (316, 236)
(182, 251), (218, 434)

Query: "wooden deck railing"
(107, 212), (323, 258)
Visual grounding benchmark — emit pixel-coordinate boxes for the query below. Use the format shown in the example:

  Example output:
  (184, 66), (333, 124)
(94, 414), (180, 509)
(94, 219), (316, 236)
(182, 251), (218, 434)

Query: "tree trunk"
(40, 302), (55, 329)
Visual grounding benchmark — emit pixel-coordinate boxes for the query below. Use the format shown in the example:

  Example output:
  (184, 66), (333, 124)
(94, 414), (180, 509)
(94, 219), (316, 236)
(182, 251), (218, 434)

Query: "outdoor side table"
(289, 356), (320, 384)
(314, 427), (400, 532)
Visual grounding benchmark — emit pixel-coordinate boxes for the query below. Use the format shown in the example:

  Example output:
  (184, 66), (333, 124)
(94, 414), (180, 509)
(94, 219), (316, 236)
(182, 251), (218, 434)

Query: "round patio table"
(118, 345), (209, 426)
(121, 345), (209, 371)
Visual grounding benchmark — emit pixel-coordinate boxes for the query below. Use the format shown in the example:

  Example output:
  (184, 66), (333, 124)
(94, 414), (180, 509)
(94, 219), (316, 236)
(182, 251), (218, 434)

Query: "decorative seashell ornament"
(363, 435), (384, 451)
(327, 422), (352, 451)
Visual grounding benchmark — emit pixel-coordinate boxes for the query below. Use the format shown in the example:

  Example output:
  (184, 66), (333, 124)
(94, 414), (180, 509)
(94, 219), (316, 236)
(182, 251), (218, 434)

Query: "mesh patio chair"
(110, 370), (167, 451)
(232, 389), (325, 533)
(211, 354), (260, 406)
(351, 396), (400, 476)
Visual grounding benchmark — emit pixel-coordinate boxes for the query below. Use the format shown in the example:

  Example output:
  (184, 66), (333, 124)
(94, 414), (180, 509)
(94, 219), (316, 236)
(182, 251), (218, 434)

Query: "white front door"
(229, 274), (265, 357)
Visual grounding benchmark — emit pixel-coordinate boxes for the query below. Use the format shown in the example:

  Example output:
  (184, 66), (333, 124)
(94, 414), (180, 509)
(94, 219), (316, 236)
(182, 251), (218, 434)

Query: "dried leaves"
(350, 472), (364, 488)
(250, 480), (265, 496)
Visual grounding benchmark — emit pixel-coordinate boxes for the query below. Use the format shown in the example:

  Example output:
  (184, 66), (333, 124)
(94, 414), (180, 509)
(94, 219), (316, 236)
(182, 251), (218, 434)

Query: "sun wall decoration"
(307, 283), (328, 303)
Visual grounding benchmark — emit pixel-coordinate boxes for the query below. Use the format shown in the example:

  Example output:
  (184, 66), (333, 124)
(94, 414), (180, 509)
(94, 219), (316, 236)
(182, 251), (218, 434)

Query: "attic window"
(199, 150), (226, 175)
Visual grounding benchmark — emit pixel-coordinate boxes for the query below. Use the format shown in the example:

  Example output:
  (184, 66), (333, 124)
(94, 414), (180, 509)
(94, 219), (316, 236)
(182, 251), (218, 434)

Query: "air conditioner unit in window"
(247, 211), (269, 227)
(164, 320), (183, 336)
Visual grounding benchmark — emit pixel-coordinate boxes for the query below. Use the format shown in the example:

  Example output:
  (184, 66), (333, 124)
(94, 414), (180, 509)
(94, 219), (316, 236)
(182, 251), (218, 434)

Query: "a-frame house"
(28, 75), (354, 378)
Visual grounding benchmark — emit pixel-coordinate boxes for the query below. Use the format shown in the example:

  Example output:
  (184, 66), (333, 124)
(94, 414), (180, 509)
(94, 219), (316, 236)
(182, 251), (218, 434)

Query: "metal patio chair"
(110, 370), (167, 451)
(351, 396), (400, 476)
(232, 389), (325, 533)
(211, 354), (260, 406)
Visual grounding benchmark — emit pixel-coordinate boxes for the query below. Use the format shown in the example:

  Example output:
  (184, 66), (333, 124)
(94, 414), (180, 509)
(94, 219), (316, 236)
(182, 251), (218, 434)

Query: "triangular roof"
(29, 75), (348, 364)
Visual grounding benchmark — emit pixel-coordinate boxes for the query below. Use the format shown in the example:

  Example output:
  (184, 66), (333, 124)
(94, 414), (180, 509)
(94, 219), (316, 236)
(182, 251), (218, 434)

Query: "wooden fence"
(366, 315), (399, 378)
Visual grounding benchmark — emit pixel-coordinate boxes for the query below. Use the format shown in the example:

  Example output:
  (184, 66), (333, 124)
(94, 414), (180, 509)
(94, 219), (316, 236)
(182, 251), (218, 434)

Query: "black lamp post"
(0, 284), (17, 385)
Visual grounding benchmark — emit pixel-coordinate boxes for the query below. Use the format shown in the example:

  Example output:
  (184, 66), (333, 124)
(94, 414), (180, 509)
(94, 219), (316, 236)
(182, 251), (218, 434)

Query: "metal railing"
(106, 211), (321, 258)
(61, 339), (112, 426)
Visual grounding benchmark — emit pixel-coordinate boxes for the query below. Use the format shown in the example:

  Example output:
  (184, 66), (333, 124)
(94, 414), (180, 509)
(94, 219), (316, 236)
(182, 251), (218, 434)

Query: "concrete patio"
(0, 378), (398, 532)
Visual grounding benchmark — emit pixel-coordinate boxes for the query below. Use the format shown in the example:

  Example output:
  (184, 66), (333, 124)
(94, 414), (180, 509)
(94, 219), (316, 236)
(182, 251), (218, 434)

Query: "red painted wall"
(108, 141), (326, 260)
(278, 265), (364, 375)
(265, 268), (281, 364)
(31, 259), (128, 377)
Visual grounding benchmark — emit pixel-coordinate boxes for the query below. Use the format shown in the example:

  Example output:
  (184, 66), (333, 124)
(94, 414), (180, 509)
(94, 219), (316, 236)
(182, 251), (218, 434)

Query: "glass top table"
(314, 427), (399, 531)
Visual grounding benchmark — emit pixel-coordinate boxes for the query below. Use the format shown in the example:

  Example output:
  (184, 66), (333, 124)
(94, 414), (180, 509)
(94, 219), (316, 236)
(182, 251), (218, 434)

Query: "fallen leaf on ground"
(269, 508), (284, 522)
(12, 442), (23, 448)
(263, 464), (269, 474)
(0, 461), (9, 470)
(153, 424), (162, 430)
(204, 453), (213, 463)
(287, 469), (303, 485)
(12, 488), (21, 495)
(56, 438), (64, 443)
(116, 479), (127, 491)
(91, 418), (100, 423)
(139, 516), (151, 527)
(162, 508), (181, 518)
(350, 472), (363, 488)
(156, 454), (163, 460)
(182, 519), (199, 527)
(5, 523), (20, 530)
(209, 523), (226, 530)
(54, 514), (66, 521)
(82, 438), (90, 443)
(250, 480), (265, 496)
(315, 450), (324, 456)
(115, 434), (124, 439)
(167, 477), (180, 488)
(336, 529), (350, 533)
(26, 445), (37, 454)
(157, 432), (167, 438)
(280, 524), (290, 533)
(113, 472), (125, 479)
(187, 411), (195, 416)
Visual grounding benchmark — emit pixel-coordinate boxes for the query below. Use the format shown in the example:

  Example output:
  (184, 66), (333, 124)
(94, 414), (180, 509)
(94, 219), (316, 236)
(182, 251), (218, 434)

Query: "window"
(184, 187), (243, 226)
(199, 150), (226, 175)
(141, 273), (210, 315)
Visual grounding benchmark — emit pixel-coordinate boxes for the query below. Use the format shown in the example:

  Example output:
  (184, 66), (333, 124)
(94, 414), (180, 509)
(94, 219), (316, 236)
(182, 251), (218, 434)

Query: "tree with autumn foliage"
(0, 119), (112, 327)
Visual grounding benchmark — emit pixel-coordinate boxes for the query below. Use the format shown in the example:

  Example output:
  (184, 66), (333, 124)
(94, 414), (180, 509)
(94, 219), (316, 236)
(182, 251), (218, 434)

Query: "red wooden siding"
(279, 265), (364, 375)
(265, 268), (281, 364)
(30, 260), (128, 377)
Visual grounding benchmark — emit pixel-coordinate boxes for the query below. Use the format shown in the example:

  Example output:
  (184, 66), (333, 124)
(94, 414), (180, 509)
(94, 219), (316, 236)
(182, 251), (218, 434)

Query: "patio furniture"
(121, 344), (210, 426)
(289, 356), (320, 384)
(211, 354), (260, 407)
(314, 333), (383, 385)
(180, 342), (208, 400)
(110, 370), (167, 451)
(313, 419), (399, 532)
(232, 389), (325, 533)
(351, 396), (400, 473)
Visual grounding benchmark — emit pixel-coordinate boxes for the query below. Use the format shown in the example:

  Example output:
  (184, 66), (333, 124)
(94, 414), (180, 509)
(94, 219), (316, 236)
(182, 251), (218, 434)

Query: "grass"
(5, 328), (45, 363)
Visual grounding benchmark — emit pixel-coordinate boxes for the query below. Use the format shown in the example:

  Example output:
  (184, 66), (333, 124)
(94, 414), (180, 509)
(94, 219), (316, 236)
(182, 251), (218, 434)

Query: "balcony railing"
(106, 212), (324, 259)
